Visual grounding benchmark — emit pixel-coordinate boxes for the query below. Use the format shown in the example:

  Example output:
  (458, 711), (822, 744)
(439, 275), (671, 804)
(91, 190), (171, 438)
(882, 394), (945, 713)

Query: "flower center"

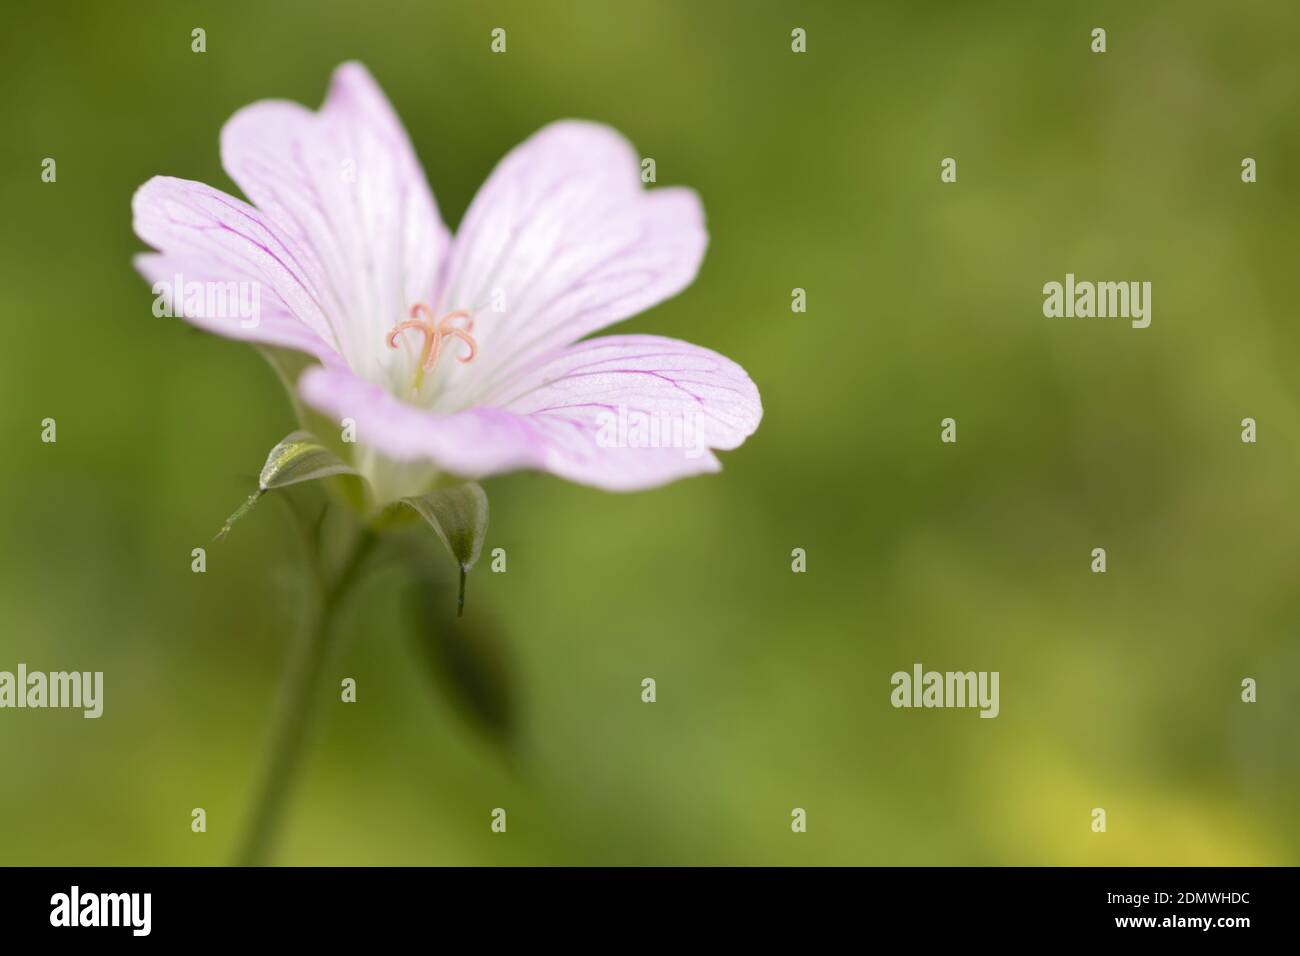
(386, 303), (477, 393)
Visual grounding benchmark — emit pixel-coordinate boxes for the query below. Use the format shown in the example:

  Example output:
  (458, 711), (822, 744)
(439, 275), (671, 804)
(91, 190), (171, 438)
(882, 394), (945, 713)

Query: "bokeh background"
(1, 0), (1297, 865)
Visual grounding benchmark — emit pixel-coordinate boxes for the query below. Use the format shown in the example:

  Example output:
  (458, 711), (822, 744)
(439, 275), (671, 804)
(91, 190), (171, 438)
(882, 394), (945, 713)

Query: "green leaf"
(216, 431), (357, 540)
(258, 430), (356, 491)
(401, 483), (489, 616)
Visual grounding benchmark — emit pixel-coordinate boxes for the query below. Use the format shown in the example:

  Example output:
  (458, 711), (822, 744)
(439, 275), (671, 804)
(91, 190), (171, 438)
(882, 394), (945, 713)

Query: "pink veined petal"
(220, 61), (450, 385)
(299, 368), (548, 478)
(427, 121), (708, 412)
(134, 253), (341, 365)
(299, 334), (761, 492)
(131, 176), (341, 362)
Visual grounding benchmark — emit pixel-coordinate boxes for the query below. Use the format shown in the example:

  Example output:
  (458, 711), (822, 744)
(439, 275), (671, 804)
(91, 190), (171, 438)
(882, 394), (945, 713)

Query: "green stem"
(233, 527), (375, 866)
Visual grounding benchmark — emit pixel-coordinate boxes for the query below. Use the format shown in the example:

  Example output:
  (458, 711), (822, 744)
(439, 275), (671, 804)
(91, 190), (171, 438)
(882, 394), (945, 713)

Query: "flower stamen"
(386, 304), (477, 392)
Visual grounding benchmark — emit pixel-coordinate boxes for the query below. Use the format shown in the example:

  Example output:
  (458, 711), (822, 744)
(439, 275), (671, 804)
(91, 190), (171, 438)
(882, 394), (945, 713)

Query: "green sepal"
(400, 482), (489, 615)
(216, 431), (360, 540)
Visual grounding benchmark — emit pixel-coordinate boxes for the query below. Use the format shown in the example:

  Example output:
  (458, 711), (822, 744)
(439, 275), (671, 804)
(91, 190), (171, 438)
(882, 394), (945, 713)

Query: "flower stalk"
(233, 520), (375, 866)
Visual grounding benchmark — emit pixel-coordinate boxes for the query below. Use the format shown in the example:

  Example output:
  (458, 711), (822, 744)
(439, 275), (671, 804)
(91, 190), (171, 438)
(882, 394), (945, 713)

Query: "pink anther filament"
(386, 304), (477, 391)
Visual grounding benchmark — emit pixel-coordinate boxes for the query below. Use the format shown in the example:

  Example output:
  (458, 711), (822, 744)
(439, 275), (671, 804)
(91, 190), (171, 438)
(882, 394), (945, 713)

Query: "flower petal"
(220, 61), (450, 384)
(299, 368), (545, 479)
(132, 177), (341, 363)
(428, 121), (708, 411)
(299, 335), (760, 492)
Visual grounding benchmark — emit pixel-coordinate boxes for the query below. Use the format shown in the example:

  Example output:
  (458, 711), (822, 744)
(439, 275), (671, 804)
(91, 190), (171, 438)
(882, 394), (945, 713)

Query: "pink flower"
(133, 62), (761, 504)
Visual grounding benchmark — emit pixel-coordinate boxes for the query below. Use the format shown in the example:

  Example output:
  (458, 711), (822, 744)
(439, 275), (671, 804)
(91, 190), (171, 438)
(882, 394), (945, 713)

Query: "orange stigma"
(386, 304), (477, 390)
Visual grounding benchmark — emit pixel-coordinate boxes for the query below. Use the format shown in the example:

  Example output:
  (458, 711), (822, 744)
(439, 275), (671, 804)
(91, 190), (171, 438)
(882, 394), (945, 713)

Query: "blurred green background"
(1, 0), (1297, 865)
